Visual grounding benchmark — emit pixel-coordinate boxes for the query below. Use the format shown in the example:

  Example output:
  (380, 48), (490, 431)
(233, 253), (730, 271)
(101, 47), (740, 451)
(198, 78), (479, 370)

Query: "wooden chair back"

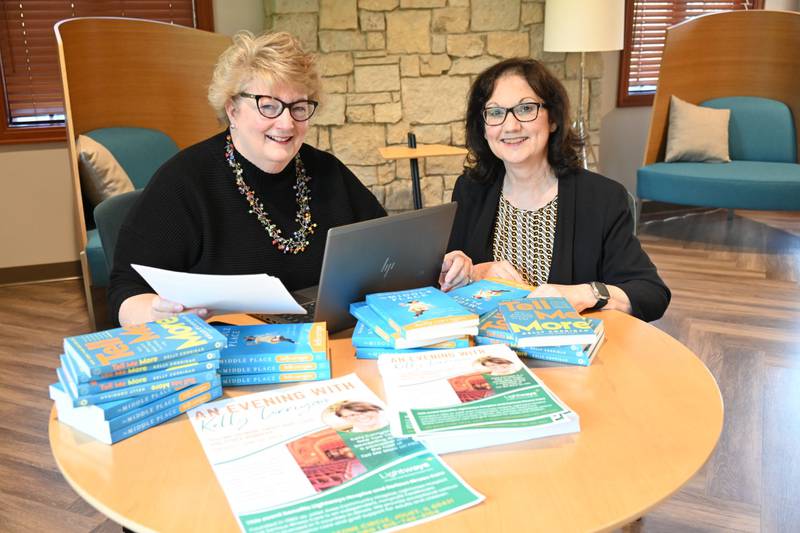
(56, 17), (230, 247)
(643, 10), (800, 165)
(55, 17), (230, 328)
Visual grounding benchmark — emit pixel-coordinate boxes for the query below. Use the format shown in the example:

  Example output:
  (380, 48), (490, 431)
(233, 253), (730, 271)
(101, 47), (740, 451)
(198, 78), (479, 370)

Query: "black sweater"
(109, 131), (386, 322)
(447, 168), (670, 322)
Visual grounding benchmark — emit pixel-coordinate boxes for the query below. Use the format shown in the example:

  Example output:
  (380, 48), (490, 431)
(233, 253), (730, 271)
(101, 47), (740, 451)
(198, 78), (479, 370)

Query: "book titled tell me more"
(497, 297), (598, 348)
(63, 314), (227, 381)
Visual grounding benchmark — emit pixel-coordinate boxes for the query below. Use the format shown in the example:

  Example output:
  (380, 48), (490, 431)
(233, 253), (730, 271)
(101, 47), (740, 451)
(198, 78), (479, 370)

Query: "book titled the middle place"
(213, 322), (328, 360)
(365, 286), (478, 341)
(497, 297), (598, 347)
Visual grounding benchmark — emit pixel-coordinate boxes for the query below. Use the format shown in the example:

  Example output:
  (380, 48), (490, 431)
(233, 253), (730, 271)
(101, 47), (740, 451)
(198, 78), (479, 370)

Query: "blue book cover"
(354, 346), (437, 360)
(351, 303), (475, 350)
(446, 277), (533, 317)
(54, 383), (222, 445)
(220, 369), (332, 386)
(497, 298), (598, 347)
(219, 352), (329, 365)
(63, 314), (227, 380)
(475, 318), (604, 366)
(350, 319), (393, 348)
(107, 385), (222, 444)
(50, 378), (206, 421)
(91, 350), (220, 381)
(349, 302), (397, 344)
(215, 322), (327, 359)
(51, 378), (220, 433)
(62, 354), (220, 396)
(365, 286), (479, 341)
(219, 359), (331, 375)
(477, 309), (516, 342)
(57, 366), (219, 407)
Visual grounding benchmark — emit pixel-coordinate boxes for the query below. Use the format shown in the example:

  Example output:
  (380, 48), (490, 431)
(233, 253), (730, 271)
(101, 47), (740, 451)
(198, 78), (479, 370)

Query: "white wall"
(0, 143), (75, 268)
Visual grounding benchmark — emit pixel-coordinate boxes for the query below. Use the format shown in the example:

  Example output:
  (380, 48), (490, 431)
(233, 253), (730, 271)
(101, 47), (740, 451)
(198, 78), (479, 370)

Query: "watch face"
(592, 282), (610, 300)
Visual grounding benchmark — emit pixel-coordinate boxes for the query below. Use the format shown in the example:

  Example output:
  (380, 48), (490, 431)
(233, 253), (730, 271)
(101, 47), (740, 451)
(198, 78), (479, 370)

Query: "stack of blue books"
(213, 322), (331, 385)
(350, 286), (480, 359)
(475, 298), (605, 366)
(50, 314), (226, 444)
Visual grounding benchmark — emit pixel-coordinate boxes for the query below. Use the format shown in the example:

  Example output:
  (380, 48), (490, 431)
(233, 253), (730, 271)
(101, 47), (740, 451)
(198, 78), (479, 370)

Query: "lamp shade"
(543, 0), (624, 52)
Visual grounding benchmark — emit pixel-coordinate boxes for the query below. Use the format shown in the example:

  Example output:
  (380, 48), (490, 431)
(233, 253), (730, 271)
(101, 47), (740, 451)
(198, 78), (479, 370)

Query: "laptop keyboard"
(249, 299), (316, 324)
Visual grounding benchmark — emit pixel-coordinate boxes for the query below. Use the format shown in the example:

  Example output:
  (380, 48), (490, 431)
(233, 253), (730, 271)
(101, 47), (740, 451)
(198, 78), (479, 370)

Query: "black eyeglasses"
(482, 101), (546, 126)
(239, 93), (318, 121)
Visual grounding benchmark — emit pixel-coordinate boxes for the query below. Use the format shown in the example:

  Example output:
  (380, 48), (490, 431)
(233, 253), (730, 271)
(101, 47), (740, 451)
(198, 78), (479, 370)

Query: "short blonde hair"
(208, 31), (320, 124)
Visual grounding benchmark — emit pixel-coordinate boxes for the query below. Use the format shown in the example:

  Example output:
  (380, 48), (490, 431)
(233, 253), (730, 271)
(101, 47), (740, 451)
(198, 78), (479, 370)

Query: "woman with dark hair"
(442, 58), (669, 322)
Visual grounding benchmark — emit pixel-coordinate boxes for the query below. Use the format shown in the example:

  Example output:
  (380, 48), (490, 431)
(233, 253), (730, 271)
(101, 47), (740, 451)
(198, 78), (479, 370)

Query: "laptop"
(253, 202), (457, 332)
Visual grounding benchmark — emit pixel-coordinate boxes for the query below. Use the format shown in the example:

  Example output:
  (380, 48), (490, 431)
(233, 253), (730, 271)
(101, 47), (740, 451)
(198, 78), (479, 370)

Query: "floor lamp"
(544, 0), (624, 169)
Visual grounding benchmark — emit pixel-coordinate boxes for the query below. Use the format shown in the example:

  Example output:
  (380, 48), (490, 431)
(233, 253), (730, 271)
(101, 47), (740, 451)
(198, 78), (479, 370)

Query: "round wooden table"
(49, 311), (723, 532)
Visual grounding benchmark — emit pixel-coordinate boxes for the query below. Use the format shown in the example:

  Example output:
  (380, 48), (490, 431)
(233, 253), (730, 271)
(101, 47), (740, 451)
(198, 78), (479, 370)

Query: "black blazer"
(447, 168), (670, 322)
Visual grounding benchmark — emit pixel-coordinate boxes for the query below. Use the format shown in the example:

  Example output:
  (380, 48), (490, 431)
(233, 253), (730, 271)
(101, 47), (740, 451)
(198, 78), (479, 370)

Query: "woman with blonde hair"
(334, 401), (386, 433)
(110, 32), (385, 326)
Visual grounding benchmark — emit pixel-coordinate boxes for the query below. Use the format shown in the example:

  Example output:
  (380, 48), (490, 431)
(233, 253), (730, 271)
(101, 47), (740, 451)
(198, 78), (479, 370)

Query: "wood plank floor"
(1, 209), (798, 532)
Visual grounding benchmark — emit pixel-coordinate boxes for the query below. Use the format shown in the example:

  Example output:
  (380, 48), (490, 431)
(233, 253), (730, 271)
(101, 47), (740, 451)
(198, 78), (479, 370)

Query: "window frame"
(0, 0), (214, 145)
(617, 0), (764, 108)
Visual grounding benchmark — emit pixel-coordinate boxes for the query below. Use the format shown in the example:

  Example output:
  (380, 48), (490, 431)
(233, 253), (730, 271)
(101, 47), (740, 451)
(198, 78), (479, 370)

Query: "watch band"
(589, 281), (610, 310)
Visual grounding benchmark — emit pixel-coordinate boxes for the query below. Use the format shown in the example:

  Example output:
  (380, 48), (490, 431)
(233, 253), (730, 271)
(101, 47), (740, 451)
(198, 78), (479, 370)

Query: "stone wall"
(265, 0), (603, 212)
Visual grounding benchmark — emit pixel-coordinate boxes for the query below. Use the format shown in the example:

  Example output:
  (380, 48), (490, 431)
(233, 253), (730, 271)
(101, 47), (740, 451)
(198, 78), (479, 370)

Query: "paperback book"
(51, 379), (222, 444)
(364, 286), (479, 341)
(219, 360), (331, 375)
(214, 322), (328, 359)
(91, 349), (220, 380)
(49, 378), (205, 421)
(220, 369), (332, 387)
(63, 314), (227, 380)
(476, 318), (604, 366)
(219, 352), (329, 365)
(497, 297), (598, 347)
(188, 374), (483, 532)
(446, 277), (533, 317)
(354, 338), (472, 360)
(60, 354), (220, 396)
(350, 303), (475, 349)
(57, 366), (219, 407)
(477, 313), (605, 366)
(378, 344), (580, 454)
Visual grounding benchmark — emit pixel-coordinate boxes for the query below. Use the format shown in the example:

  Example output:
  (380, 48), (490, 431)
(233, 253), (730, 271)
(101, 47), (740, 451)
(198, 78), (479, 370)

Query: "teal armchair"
(637, 10), (800, 216)
(56, 17), (230, 329)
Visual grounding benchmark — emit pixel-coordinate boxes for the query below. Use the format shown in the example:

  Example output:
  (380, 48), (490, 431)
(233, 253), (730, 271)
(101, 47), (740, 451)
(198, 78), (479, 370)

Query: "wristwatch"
(589, 281), (610, 310)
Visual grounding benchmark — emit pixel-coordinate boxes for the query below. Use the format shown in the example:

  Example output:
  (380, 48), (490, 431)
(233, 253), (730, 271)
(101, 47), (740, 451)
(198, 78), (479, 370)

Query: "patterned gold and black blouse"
(492, 193), (558, 287)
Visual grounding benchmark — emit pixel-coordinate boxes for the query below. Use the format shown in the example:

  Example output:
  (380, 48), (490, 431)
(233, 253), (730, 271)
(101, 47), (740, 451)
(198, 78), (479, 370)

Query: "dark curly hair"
(464, 58), (582, 183)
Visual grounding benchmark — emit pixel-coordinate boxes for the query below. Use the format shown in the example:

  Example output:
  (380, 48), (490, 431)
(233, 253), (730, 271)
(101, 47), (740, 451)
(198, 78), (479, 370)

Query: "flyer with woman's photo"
(188, 374), (483, 533)
(377, 344), (580, 454)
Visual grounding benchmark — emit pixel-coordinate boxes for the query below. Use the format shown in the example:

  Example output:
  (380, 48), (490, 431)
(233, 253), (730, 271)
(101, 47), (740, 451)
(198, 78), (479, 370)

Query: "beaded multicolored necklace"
(225, 134), (316, 254)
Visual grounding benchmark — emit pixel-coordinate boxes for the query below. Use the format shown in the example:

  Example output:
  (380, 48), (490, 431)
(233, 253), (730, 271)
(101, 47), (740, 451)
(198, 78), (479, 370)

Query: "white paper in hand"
(132, 264), (307, 315)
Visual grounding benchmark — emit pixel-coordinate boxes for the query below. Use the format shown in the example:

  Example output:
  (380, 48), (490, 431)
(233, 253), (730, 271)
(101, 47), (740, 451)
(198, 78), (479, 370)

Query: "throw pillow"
(77, 134), (135, 206)
(665, 95), (731, 163)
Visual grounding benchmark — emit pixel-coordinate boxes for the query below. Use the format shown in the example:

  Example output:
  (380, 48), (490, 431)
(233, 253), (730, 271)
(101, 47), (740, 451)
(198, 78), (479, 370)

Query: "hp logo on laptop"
(381, 257), (396, 279)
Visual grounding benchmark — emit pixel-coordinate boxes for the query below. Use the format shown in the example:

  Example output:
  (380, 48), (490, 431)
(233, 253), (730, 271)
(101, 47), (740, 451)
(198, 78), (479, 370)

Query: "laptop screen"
(313, 202), (458, 332)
